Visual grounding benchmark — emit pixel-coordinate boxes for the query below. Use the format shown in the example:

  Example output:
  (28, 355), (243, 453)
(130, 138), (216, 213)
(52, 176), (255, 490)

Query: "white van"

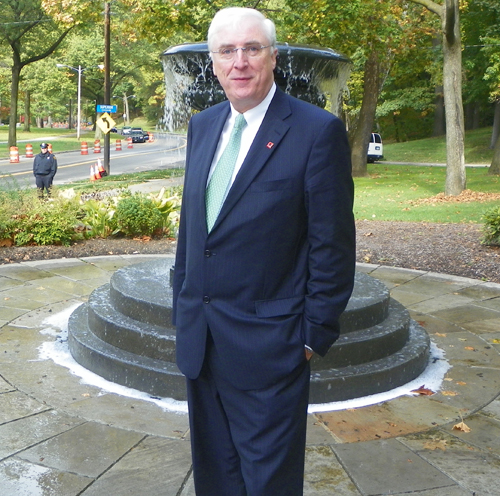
(367, 133), (383, 162)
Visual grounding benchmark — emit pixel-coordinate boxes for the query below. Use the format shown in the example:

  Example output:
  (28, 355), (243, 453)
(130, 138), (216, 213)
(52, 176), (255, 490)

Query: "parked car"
(131, 127), (150, 142)
(121, 126), (132, 135)
(367, 133), (383, 163)
(130, 130), (147, 143)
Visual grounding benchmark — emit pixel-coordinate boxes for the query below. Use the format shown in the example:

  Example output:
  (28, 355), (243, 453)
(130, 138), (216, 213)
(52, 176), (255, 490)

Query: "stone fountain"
(159, 42), (352, 131)
(68, 42), (430, 404)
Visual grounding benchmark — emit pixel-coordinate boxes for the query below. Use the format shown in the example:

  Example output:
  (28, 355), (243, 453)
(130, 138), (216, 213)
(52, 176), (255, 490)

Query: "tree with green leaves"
(281, 0), (428, 177)
(0, 0), (84, 146)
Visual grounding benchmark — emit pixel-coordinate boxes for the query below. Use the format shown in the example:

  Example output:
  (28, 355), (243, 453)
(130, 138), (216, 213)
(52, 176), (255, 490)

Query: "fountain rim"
(162, 41), (351, 64)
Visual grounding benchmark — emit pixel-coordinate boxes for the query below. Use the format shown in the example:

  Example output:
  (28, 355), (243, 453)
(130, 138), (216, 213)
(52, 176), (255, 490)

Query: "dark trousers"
(35, 175), (52, 198)
(186, 334), (310, 496)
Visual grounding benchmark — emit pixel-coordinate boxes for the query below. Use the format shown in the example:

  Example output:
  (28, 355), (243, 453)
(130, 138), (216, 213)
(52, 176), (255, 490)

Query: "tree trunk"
(442, 0), (466, 195)
(433, 86), (445, 136)
(8, 64), (21, 147)
(490, 132), (500, 175)
(491, 100), (500, 149)
(351, 50), (380, 177)
(23, 90), (31, 132)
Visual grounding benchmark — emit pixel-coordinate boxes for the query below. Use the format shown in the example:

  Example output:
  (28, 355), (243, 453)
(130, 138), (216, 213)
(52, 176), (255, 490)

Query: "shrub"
(148, 187), (181, 237)
(0, 187), (39, 243)
(114, 193), (163, 237)
(482, 206), (500, 246)
(81, 198), (118, 238)
(13, 196), (81, 246)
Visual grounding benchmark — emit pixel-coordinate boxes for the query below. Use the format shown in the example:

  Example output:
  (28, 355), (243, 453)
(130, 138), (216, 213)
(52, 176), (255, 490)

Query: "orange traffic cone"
(90, 164), (96, 181)
(96, 159), (106, 177)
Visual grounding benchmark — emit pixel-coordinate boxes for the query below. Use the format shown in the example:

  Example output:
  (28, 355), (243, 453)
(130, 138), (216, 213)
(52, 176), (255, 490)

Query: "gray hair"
(207, 7), (277, 56)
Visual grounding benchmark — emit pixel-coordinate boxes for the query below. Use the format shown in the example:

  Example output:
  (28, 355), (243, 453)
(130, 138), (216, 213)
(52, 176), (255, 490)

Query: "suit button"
(203, 296), (211, 304)
(204, 250), (211, 258)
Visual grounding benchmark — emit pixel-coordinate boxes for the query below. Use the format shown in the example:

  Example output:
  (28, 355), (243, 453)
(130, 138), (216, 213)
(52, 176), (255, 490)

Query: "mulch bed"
(1, 221), (498, 284)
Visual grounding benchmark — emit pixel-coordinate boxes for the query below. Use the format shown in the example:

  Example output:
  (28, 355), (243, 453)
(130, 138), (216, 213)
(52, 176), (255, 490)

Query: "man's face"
(212, 19), (277, 113)
(41, 148), (48, 154)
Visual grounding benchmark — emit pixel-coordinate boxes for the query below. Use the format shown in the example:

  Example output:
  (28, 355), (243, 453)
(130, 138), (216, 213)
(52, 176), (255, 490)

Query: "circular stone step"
(68, 261), (430, 403)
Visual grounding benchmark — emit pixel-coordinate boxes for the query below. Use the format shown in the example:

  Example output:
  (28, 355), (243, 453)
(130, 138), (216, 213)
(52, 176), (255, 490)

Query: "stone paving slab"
(0, 265), (54, 282)
(332, 438), (460, 495)
(0, 277), (24, 291)
(1, 259), (500, 495)
(16, 422), (145, 478)
(0, 390), (49, 424)
(0, 410), (84, 460)
(80, 436), (192, 496)
(0, 295), (45, 311)
(400, 430), (500, 496)
(64, 392), (190, 439)
(304, 446), (360, 495)
(0, 458), (92, 496)
(26, 276), (96, 297)
(441, 413), (500, 456)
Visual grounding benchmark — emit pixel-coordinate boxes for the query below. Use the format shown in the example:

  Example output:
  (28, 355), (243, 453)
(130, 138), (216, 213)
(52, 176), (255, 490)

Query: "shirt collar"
(229, 83), (276, 126)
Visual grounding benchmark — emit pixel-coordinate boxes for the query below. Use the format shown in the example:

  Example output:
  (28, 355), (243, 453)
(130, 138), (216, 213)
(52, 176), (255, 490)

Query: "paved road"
(0, 133), (187, 186)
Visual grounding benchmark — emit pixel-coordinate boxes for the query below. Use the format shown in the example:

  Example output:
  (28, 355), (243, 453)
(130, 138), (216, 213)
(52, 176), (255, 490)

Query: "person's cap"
(40, 143), (49, 149)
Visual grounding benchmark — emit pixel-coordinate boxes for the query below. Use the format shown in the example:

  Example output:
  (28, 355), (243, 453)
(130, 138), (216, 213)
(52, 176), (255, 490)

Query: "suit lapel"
(211, 90), (292, 231)
(192, 103), (230, 234)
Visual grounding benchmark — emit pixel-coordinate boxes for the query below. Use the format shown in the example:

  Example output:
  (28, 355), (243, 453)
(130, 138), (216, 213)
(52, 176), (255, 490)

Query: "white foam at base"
(37, 305), (450, 415)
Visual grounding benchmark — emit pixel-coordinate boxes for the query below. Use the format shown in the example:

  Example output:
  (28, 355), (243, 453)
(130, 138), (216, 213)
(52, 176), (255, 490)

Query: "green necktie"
(206, 113), (247, 232)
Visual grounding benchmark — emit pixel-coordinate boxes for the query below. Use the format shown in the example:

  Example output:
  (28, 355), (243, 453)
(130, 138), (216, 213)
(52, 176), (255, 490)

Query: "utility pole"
(104, 1), (111, 175)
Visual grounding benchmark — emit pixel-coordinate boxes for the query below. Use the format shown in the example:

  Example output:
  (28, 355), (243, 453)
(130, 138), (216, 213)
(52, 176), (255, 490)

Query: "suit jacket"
(173, 88), (355, 390)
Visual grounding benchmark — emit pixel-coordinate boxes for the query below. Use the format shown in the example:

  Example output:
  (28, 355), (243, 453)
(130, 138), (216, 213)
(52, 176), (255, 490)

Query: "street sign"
(96, 112), (116, 134)
(96, 104), (117, 113)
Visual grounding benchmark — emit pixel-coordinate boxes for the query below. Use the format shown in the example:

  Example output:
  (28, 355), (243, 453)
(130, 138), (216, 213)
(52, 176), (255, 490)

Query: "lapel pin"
(266, 142), (274, 149)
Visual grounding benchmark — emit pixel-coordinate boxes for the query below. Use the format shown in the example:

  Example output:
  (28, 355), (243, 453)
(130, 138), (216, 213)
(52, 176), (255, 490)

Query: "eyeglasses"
(211, 45), (271, 61)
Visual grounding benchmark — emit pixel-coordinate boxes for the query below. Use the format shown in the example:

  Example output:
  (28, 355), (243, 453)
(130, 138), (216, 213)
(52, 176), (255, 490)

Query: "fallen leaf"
(435, 332), (447, 337)
(442, 391), (458, 396)
(453, 421), (471, 433)
(456, 381), (467, 386)
(464, 346), (475, 351)
(491, 339), (500, 344)
(364, 232), (373, 237)
(458, 338), (467, 341)
(423, 439), (447, 451)
(411, 385), (435, 396)
(444, 378), (453, 381)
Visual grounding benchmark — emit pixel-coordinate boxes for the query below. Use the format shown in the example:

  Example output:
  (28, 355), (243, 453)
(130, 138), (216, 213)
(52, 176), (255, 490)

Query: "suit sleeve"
(303, 116), (356, 356)
(172, 119), (193, 326)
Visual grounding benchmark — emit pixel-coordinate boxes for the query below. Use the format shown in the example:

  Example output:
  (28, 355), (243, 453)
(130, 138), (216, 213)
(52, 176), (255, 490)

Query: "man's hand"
(305, 348), (314, 361)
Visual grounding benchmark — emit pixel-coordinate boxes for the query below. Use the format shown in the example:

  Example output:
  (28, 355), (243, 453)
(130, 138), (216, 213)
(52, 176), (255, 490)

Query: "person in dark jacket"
(33, 143), (57, 199)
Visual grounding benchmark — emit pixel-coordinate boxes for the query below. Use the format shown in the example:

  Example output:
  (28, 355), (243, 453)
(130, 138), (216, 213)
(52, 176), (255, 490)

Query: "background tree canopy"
(1, 0), (499, 188)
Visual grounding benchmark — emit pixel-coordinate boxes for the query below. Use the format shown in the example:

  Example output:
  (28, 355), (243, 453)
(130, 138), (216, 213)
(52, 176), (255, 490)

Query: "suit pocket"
(249, 178), (293, 192)
(255, 295), (304, 318)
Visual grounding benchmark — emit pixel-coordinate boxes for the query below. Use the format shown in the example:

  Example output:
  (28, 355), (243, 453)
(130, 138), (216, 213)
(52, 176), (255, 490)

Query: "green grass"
(63, 168), (185, 194)
(354, 164), (499, 223)
(61, 163), (497, 225)
(0, 117), (154, 159)
(383, 127), (494, 164)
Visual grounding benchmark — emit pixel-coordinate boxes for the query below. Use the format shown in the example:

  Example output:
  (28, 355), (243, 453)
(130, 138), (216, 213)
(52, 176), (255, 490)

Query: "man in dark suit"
(172, 7), (355, 495)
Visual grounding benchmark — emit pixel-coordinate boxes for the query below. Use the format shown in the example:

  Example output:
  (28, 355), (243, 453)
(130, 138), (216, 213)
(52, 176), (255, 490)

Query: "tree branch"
(409, 0), (443, 17)
(20, 25), (75, 68)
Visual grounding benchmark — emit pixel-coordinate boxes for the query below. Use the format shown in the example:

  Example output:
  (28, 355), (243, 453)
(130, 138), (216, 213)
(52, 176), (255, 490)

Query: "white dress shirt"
(207, 83), (276, 187)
